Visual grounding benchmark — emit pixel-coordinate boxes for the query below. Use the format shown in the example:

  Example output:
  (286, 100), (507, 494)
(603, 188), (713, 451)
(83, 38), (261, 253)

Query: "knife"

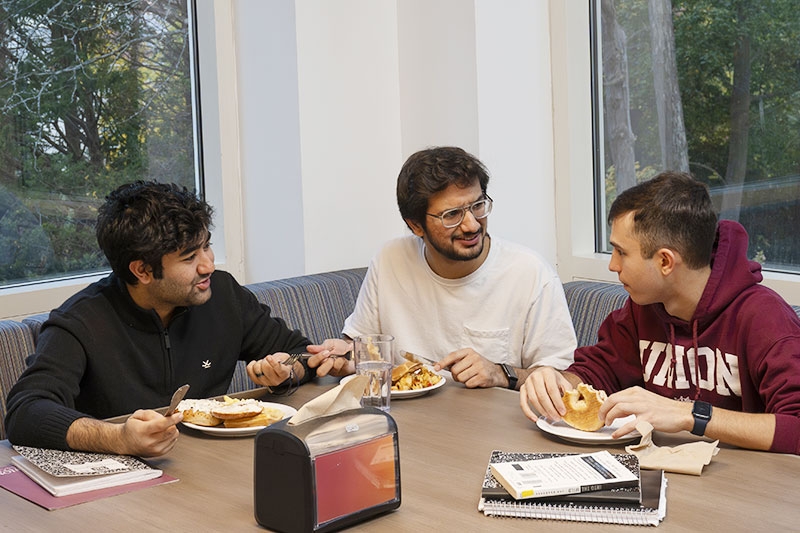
(403, 351), (440, 368)
(164, 384), (190, 416)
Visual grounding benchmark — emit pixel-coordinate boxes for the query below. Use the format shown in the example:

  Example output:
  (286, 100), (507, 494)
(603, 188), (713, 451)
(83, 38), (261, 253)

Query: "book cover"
(478, 450), (667, 526)
(489, 450), (639, 500)
(11, 446), (162, 497)
(12, 446), (157, 477)
(481, 451), (642, 505)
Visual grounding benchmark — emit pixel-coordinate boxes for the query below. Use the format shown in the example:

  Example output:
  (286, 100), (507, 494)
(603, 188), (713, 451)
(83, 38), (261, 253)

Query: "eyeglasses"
(426, 195), (493, 228)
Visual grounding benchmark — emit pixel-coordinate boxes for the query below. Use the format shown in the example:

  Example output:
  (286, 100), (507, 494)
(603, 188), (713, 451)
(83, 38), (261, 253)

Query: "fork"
(281, 353), (304, 366)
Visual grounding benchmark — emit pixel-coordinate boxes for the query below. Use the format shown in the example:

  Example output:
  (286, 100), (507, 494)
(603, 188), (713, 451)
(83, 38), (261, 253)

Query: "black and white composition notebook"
(11, 446), (162, 497)
(478, 450), (667, 526)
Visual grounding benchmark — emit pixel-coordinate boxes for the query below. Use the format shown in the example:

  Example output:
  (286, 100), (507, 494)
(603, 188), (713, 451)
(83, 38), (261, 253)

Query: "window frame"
(550, 0), (800, 305)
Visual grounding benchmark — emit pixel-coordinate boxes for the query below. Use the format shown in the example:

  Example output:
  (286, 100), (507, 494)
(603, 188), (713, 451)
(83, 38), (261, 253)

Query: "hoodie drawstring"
(692, 320), (701, 401)
(669, 320), (702, 401)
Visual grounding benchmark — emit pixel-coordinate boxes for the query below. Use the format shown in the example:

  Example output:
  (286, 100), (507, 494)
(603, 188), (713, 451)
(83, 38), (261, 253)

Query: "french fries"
(391, 366), (442, 391)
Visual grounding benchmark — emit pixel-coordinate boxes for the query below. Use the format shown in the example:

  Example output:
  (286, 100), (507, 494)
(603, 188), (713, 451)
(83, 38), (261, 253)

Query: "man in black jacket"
(5, 181), (350, 457)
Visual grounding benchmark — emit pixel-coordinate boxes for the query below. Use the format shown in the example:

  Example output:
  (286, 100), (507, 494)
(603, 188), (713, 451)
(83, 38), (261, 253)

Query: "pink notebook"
(0, 463), (178, 510)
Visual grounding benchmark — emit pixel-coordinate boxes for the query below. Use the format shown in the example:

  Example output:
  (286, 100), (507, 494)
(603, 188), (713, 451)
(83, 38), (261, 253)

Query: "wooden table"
(2, 378), (798, 532)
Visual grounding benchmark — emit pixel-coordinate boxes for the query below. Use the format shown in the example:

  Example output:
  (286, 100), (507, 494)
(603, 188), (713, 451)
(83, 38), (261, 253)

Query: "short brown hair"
(608, 171), (718, 269)
(396, 146), (490, 228)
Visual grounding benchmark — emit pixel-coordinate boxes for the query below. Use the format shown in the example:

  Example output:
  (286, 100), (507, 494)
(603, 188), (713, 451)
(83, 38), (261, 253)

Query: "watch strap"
(499, 363), (518, 390)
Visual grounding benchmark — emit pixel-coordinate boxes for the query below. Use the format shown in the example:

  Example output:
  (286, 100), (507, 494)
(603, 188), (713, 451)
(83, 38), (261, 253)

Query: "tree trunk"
(720, 6), (752, 221)
(601, 0), (637, 195)
(648, 0), (689, 173)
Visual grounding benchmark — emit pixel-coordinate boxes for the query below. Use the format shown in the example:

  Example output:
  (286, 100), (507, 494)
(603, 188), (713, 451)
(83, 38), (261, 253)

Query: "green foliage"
(601, 0), (800, 271)
(673, 0), (800, 182)
(0, 0), (196, 285)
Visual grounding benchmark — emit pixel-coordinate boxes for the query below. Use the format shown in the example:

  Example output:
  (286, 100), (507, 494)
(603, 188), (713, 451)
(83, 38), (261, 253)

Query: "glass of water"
(353, 334), (394, 412)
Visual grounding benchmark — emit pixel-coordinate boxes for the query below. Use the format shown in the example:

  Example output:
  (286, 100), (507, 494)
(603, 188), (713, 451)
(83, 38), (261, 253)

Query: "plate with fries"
(341, 365), (446, 399)
(392, 373), (446, 399)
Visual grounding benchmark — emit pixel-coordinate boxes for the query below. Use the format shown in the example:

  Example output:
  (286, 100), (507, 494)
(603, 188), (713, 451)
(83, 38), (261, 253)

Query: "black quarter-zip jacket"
(5, 271), (311, 450)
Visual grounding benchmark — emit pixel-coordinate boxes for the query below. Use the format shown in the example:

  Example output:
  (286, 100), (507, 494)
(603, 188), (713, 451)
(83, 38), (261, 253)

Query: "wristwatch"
(691, 400), (713, 436)
(498, 363), (518, 390)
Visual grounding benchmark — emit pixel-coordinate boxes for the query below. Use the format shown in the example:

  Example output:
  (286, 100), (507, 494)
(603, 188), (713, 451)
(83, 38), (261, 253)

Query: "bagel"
(392, 361), (422, 384)
(176, 399), (224, 427)
(210, 398), (264, 420)
(561, 383), (607, 432)
(223, 405), (285, 428)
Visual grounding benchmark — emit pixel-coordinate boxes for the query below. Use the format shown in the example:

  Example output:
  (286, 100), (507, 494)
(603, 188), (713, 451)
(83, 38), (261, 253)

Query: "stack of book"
(10, 446), (165, 497)
(478, 450), (667, 526)
(0, 445), (176, 509)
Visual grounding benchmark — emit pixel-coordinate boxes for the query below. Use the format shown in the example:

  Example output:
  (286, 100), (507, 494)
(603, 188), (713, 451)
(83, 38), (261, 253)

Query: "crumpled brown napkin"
(625, 420), (719, 475)
(287, 374), (368, 426)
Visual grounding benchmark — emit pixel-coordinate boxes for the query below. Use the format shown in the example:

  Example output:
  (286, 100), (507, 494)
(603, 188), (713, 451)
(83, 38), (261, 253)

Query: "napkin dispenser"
(254, 407), (401, 532)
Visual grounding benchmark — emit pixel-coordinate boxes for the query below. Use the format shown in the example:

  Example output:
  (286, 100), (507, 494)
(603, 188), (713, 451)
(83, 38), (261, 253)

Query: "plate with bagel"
(536, 415), (641, 445)
(177, 396), (297, 437)
(535, 383), (640, 444)
(340, 361), (446, 399)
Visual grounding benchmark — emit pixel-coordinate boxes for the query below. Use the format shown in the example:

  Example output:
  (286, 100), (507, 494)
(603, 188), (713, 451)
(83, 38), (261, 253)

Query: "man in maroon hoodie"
(520, 171), (800, 455)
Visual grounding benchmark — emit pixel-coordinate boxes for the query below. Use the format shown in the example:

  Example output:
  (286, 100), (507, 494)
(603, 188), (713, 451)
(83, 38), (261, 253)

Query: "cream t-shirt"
(342, 236), (577, 369)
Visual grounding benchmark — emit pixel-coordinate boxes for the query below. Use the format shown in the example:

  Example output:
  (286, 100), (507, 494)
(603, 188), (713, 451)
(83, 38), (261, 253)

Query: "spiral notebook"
(478, 451), (667, 526)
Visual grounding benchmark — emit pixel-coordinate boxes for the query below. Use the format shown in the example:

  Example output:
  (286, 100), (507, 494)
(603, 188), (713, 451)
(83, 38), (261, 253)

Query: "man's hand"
(519, 367), (580, 422)
(599, 386), (694, 438)
(247, 354), (297, 386)
(436, 348), (505, 389)
(66, 410), (182, 458)
(120, 410), (183, 457)
(306, 338), (355, 377)
(602, 387), (777, 449)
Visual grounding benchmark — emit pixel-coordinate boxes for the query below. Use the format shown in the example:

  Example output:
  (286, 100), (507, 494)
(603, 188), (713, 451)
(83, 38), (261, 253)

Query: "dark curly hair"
(608, 171), (718, 269)
(396, 146), (490, 228)
(96, 181), (214, 284)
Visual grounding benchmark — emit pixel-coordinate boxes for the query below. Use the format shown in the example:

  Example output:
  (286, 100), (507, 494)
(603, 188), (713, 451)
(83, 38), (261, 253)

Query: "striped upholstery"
(564, 281), (800, 348)
(0, 320), (35, 440)
(563, 281), (630, 347)
(21, 312), (49, 343)
(227, 267), (367, 394)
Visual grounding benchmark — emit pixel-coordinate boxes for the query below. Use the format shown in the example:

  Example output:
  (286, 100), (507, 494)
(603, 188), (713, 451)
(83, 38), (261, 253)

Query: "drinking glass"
(353, 334), (394, 412)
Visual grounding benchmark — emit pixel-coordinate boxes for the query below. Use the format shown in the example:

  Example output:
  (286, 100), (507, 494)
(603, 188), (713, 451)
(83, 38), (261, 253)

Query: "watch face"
(693, 401), (712, 418)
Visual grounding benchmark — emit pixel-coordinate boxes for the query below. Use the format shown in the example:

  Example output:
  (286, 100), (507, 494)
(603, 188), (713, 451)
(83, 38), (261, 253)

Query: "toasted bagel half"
(561, 383), (607, 432)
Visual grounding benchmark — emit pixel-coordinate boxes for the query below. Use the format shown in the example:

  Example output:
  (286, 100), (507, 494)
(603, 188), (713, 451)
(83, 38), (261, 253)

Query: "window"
(0, 0), (201, 288)
(592, 0), (800, 274)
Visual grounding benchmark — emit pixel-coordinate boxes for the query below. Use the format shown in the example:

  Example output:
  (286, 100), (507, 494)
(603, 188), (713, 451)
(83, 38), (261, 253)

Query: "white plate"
(536, 414), (641, 445)
(181, 402), (297, 437)
(340, 370), (447, 399)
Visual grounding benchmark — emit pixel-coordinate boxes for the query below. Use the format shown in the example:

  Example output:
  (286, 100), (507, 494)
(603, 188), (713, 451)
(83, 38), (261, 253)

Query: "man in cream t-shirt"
(309, 146), (576, 390)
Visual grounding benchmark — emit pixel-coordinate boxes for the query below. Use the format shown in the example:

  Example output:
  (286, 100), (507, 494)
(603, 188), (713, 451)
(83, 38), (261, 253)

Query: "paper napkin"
(625, 420), (719, 475)
(287, 374), (369, 426)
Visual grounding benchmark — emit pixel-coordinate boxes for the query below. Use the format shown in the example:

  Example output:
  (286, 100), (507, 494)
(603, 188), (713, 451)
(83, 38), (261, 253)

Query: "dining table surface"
(1, 375), (799, 532)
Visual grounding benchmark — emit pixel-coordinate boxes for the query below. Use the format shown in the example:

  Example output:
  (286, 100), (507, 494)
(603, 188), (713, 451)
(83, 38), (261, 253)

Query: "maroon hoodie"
(569, 220), (800, 454)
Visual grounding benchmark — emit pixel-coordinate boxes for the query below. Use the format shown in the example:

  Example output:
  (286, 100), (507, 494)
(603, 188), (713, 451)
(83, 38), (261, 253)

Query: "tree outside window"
(0, 0), (199, 287)
(595, 0), (800, 273)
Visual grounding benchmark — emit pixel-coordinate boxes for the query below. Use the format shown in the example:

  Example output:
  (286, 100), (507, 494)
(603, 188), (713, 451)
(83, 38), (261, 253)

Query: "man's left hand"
(599, 386), (693, 438)
(247, 354), (295, 386)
